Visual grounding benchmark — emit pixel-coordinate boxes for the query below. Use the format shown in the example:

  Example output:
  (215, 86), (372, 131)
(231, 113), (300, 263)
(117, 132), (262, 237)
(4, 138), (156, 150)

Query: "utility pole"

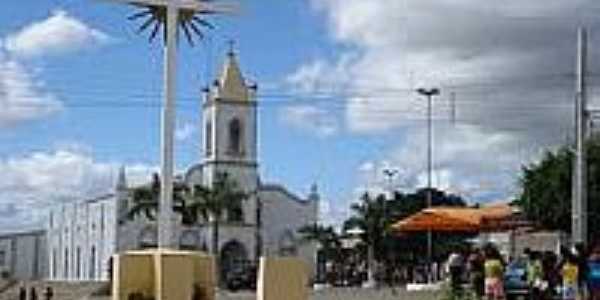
(573, 27), (588, 246)
(450, 92), (456, 125)
(381, 168), (397, 283)
(417, 87), (440, 282)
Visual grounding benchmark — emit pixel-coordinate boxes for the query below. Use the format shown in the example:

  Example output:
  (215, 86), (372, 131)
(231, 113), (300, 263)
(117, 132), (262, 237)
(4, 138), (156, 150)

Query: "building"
(47, 195), (117, 281)
(0, 230), (47, 280)
(47, 50), (319, 281)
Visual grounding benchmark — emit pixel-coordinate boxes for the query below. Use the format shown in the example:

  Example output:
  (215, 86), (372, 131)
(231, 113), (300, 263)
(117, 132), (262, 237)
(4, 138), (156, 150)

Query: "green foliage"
(344, 188), (470, 263)
(298, 224), (342, 261)
(516, 135), (600, 242)
(127, 173), (193, 224)
(127, 172), (247, 227)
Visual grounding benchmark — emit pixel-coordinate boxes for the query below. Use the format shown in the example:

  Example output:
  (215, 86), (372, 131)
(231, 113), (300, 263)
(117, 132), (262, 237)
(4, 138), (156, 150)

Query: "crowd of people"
(17, 285), (53, 300)
(446, 243), (600, 300)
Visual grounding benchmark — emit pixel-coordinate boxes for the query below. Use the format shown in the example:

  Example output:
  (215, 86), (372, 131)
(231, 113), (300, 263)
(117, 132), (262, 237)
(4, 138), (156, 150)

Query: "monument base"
(257, 257), (308, 300)
(112, 249), (215, 300)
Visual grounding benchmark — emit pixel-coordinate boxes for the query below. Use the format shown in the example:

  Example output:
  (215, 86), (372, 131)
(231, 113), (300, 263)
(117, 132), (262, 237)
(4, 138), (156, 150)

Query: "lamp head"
(416, 88), (440, 96)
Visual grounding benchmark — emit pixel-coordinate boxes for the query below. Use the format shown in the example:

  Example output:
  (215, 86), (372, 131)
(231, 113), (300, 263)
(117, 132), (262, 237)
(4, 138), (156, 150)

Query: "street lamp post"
(381, 168), (397, 286)
(416, 87), (440, 282)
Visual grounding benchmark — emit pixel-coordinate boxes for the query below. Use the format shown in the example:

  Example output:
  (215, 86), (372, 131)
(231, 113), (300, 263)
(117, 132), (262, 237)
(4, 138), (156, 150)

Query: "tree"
(127, 171), (247, 252)
(515, 135), (600, 243)
(186, 172), (247, 257)
(298, 224), (342, 284)
(298, 224), (341, 260)
(127, 173), (197, 226)
(344, 188), (467, 263)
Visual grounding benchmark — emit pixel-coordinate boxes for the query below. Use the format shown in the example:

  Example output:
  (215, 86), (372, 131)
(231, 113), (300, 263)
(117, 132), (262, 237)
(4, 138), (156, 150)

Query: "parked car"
(504, 260), (529, 300)
(225, 263), (257, 292)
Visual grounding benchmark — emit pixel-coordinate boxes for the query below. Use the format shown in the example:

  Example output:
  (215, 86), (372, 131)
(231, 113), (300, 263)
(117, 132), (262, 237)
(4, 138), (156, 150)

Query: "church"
(46, 50), (319, 282)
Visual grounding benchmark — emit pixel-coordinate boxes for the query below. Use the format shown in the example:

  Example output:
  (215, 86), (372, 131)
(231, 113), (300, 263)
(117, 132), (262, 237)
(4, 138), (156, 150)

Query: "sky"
(1, 0), (600, 232)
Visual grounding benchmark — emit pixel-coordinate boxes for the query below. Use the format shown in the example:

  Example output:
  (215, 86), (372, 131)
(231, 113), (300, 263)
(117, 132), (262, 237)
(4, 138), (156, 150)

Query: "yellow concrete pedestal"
(257, 257), (308, 300)
(112, 249), (216, 300)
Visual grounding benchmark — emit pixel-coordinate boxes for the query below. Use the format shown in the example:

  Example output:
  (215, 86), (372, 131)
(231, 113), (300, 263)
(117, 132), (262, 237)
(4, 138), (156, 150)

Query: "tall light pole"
(573, 27), (588, 246)
(381, 168), (397, 285)
(382, 168), (398, 200)
(97, 0), (233, 248)
(416, 87), (440, 282)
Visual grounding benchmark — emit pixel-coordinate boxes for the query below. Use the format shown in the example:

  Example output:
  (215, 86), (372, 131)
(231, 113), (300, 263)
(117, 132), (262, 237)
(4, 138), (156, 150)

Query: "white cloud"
(4, 10), (112, 58)
(0, 148), (156, 233)
(374, 125), (535, 202)
(287, 0), (600, 205)
(0, 55), (62, 127)
(0, 9), (114, 127)
(175, 122), (197, 141)
(280, 105), (339, 137)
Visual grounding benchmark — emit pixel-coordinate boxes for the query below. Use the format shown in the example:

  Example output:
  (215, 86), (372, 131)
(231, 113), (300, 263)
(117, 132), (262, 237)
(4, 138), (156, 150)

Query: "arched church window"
(64, 248), (69, 278)
(139, 226), (158, 249)
(278, 230), (297, 256)
(227, 201), (243, 222)
(89, 246), (96, 279)
(52, 248), (57, 278)
(179, 230), (200, 251)
(76, 247), (81, 279)
(228, 118), (243, 155)
(205, 121), (213, 156)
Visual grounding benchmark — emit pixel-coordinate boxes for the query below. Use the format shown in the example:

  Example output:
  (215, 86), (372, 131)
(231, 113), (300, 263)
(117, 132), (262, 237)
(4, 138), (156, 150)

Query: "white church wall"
(47, 195), (116, 281)
(259, 186), (318, 276)
(0, 231), (46, 280)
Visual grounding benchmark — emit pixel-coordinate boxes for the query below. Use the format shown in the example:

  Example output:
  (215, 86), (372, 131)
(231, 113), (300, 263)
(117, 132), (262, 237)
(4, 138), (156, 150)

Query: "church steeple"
(116, 165), (127, 190)
(214, 42), (250, 102)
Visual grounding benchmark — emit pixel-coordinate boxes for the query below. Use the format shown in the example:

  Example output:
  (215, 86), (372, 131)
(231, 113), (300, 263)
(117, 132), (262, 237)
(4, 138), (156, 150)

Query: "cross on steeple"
(227, 39), (236, 56)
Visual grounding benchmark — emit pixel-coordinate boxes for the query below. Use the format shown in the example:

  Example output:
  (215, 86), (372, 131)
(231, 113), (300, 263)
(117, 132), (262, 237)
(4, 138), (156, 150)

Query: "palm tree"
(186, 172), (247, 257)
(343, 192), (387, 286)
(298, 224), (341, 259)
(127, 173), (198, 226)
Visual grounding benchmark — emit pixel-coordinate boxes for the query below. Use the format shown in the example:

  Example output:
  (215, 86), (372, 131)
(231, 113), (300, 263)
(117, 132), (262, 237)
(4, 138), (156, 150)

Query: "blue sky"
(2, 0), (598, 231)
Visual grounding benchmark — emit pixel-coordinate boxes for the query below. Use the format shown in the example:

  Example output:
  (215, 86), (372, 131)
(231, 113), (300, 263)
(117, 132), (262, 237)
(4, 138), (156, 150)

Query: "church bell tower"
(201, 48), (259, 196)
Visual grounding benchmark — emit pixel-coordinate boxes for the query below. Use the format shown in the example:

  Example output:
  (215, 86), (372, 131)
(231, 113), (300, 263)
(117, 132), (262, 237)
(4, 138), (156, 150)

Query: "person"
(561, 253), (579, 300)
(29, 286), (37, 300)
(588, 246), (600, 300)
(484, 245), (505, 300)
(19, 284), (26, 300)
(575, 243), (589, 300)
(527, 251), (543, 300)
(468, 248), (485, 299)
(448, 249), (465, 292)
(43, 286), (54, 300)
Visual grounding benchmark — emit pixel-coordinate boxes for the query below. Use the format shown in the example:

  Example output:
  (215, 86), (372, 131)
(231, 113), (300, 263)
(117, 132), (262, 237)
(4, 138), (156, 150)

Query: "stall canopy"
(390, 204), (525, 233)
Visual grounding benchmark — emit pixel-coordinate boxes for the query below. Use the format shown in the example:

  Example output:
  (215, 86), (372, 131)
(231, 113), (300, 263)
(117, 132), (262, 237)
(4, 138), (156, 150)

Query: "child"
(562, 254), (579, 300)
(484, 246), (505, 300)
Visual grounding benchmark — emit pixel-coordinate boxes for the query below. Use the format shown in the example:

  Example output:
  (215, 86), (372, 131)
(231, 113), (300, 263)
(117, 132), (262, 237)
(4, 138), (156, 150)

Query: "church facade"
(46, 51), (319, 281)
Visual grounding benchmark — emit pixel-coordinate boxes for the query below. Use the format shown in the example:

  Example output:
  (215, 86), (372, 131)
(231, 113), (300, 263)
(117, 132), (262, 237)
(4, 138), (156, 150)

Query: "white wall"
(47, 195), (116, 281)
(259, 185), (318, 276)
(0, 231), (46, 280)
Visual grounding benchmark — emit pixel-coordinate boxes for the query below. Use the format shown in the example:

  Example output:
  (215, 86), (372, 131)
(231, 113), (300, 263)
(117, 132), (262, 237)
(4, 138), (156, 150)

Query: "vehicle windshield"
(505, 261), (526, 277)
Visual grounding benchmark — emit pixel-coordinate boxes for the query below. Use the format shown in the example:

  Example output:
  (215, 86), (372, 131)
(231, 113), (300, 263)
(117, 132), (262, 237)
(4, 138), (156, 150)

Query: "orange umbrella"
(391, 208), (481, 232)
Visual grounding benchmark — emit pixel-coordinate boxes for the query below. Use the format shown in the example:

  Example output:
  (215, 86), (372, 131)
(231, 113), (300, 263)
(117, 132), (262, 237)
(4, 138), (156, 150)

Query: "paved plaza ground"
(218, 288), (440, 300)
(1, 280), (442, 300)
(85, 289), (440, 300)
